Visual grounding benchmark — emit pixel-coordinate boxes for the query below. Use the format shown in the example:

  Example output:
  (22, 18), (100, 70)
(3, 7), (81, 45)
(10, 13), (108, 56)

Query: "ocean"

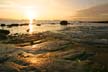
(0, 20), (108, 34)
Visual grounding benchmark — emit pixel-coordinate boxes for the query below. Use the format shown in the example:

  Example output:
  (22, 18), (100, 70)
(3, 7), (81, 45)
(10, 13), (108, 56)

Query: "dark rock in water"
(7, 24), (12, 28)
(1, 24), (6, 27)
(51, 23), (56, 24)
(0, 34), (7, 40)
(7, 24), (19, 28)
(20, 23), (29, 26)
(0, 29), (10, 35)
(36, 24), (41, 26)
(60, 20), (68, 25)
(0, 24), (6, 29)
(11, 24), (19, 27)
(0, 29), (10, 40)
(26, 29), (29, 32)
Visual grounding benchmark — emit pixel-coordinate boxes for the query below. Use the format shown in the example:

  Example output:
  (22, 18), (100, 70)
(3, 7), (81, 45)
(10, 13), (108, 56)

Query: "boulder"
(0, 29), (10, 35)
(0, 24), (6, 27)
(0, 34), (7, 40)
(36, 24), (41, 26)
(60, 20), (68, 25)
(0, 29), (10, 40)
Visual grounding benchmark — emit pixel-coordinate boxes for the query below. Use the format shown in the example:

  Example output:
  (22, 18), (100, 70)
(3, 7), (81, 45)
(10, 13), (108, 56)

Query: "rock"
(36, 24), (41, 26)
(26, 29), (29, 32)
(0, 29), (10, 40)
(10, 24), (19, 27)
(0, 33), (7, 40)
(7, 24), (13, 28)
(60, 20), (68, 25)
(1, 24), (6, 27)
(7, 24), (19, 28)
(20, 23), (29, 26)
(0, 29), (10, 35)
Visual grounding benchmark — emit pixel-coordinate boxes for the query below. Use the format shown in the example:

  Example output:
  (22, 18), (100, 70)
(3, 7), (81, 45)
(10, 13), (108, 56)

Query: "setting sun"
(26, 9), (35, 20)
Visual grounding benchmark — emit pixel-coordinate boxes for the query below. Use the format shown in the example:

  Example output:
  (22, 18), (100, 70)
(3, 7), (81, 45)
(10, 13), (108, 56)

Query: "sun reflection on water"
(29, 19), (33, 34)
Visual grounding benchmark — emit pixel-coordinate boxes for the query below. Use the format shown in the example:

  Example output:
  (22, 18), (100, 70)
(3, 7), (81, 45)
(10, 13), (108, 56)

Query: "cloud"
(74, 3), (108, 21)
(0, 1), (20, 9)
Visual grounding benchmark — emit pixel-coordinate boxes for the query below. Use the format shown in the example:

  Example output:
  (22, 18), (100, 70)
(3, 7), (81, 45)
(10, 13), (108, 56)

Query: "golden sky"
(0, 0), (108, 20)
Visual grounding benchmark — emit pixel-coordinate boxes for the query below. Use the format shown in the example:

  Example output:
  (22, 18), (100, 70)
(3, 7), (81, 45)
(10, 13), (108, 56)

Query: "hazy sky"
(0, 0), (108, 20)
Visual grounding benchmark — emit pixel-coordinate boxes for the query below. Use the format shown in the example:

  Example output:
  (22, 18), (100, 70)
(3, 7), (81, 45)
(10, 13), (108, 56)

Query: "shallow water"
(0, 22), (108, 34)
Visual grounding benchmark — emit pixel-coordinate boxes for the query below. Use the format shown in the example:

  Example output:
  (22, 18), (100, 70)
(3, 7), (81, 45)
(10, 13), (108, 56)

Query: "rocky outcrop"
(60, 20), (68, 25)
(0, 29), (10, 40)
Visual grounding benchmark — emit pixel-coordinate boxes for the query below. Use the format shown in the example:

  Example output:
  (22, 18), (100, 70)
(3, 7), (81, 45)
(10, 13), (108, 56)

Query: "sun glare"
(26, 10), (35, 20)
(26, 8), (36, 34)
